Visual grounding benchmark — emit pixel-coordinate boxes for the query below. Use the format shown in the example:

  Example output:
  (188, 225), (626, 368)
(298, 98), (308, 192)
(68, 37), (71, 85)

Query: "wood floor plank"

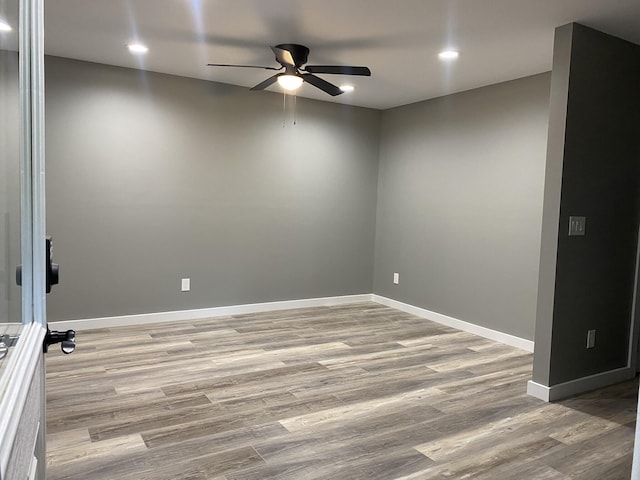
(46, 302), (638, 479)
(47, 433), (147, 470)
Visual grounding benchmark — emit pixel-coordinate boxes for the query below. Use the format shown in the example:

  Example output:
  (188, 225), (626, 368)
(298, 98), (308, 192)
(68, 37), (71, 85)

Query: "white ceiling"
(19, 1), (640, 109)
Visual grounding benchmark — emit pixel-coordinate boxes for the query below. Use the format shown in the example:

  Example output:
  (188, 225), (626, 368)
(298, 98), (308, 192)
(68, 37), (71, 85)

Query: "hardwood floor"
(45, 303), (638, 479)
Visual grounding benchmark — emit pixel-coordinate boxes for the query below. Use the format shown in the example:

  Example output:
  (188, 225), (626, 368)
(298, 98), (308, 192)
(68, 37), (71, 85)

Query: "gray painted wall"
(45, 54), (554, 347)
(373, 74), (550, 341)
(531, 25), (573, 386)
(0, 50), (22, 326)
(45, 56), (381, 321)
(532, 24), (640, 386)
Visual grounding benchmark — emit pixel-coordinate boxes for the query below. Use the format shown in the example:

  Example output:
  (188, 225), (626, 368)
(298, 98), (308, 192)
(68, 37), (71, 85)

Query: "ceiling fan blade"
(301, 74), (343, 96)
(250, 73), (281, 91)
(304, 65), (371, 76)
(271, 46), (296, 67)
(207, 63), (281, 71)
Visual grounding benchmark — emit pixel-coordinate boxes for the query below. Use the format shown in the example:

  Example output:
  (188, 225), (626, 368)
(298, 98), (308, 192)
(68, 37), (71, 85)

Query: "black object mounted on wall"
(15, 235), (59, 293)
(15, 236), (74, 354)
(45, 236), (60, 294)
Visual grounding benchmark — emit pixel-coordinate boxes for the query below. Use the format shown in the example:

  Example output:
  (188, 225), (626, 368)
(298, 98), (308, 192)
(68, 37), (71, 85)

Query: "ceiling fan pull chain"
(293, 94), (297, 126)
(283, 90), (286, 128)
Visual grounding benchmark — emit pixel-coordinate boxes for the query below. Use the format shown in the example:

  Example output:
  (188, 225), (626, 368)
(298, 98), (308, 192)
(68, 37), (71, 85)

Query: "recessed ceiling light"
(0, 19), (12, 32)
(438, 50), (459, 60)
(127, 43), (149, 54)
(340, 85), (355, 93)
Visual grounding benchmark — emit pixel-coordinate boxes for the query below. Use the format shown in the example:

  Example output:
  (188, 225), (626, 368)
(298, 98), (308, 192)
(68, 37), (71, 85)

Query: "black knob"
(44, 329), (76, 354)
(61, 339), (75, 354)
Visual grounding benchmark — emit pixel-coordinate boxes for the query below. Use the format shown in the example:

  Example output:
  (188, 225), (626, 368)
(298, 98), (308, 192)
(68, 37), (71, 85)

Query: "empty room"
(2, 1), (640, 479)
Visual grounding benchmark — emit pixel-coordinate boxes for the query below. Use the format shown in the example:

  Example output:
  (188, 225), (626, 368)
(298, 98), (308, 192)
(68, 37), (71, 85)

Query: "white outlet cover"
(393, 273), (399, 285)
(181, 278), (190, 291)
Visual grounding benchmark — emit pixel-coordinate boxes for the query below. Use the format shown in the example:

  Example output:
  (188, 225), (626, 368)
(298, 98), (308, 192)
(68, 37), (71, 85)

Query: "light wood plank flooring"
(46, 303), (638, 479)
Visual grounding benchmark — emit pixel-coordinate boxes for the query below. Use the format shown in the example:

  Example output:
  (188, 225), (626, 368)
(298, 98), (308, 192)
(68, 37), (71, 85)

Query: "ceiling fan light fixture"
(277, 74), (303, 91)
(340, 85), (355, 93)
(0, 19), (12, 32)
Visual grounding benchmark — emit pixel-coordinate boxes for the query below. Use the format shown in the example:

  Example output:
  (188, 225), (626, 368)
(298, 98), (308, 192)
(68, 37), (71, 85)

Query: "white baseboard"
(48, 294), (374, 331)
(527, 366), (635, 402)
(371, 295), (535, 352)
(526, 380), (551, 402)
(50, 293), (534, 354)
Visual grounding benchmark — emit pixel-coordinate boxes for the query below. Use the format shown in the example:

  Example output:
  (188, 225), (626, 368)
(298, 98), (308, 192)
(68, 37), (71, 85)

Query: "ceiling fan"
(207, 43), (371, 96)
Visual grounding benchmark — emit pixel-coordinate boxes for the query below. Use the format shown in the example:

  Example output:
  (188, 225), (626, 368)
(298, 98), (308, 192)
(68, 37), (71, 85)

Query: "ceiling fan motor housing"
(274, 44), (309, 67)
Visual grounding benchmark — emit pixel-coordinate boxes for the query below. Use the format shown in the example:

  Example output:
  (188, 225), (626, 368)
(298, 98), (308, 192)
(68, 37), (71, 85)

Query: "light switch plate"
(181, 278), (190, 292)
(569, 216), (586, 236)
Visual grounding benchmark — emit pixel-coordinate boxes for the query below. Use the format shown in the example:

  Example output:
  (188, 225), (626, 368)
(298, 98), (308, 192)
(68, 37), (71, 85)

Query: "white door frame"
(0, 0), (47, 478)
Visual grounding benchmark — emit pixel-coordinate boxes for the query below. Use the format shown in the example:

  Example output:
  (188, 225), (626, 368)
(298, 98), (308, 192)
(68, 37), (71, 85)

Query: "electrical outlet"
(181, 278), (190, 292)
(586, 329), (596, 349)
(393, 273), (399, 285)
